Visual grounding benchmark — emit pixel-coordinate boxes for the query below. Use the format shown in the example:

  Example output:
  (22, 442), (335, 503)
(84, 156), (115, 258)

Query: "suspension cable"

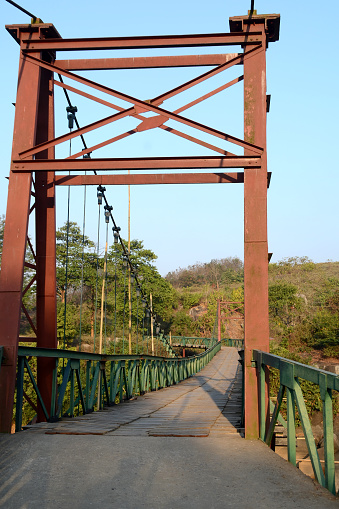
(5, 0), (38, 21)
(7, 0), (174, 357)
(58, 77), (164, 348)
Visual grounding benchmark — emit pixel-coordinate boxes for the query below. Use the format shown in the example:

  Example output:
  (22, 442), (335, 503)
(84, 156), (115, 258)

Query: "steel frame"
(0, 12), (280, 435)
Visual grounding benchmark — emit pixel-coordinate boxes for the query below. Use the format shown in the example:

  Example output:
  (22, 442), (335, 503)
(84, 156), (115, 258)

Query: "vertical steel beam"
(0, 28), (41, 432)
(35, 61), (57, 420)
(243, 20), (269, 439)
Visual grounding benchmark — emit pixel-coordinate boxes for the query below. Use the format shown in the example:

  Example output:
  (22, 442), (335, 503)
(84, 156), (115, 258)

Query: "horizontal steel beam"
(55, 53), (241, 71)
(12, 156), (261, 172)
(22, 33), (263, 52)
(54, 172), (245, 186)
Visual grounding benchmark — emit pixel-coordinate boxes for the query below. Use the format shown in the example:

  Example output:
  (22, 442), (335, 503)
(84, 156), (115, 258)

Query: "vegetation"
(1, 215), (338, 361)
(1, 215), (339, 424)
(2, 215), (338, 361)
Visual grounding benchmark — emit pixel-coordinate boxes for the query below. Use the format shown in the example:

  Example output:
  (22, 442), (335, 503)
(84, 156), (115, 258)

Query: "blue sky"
(1, 0), (338, 275)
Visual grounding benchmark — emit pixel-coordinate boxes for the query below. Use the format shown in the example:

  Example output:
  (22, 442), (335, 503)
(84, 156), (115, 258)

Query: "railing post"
(257, 352), (266, 441)
(286, 387), (296, 466)
(15, 356), (25, 432)
(320, 373), (336, 495)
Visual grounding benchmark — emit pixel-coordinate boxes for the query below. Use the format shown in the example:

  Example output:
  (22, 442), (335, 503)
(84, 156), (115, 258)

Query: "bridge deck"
(0, 347), (337, 508)
(22, 346), (242, 437)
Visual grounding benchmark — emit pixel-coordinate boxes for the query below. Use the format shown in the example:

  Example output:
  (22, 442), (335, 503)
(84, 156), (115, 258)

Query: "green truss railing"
(171, 336), (215, 349)
(221, 339), (244, 349)
(171, 337), (243, 349)
(254, 350), (338, 495)
(14, 341), (221, 433)
(159, 333), (177, 357)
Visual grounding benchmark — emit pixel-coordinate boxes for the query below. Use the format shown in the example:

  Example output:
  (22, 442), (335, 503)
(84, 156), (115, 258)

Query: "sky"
(1, 0), (338, 276)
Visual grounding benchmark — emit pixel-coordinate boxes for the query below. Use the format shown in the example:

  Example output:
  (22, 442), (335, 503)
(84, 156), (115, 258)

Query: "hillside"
(166, 256), (339, 364)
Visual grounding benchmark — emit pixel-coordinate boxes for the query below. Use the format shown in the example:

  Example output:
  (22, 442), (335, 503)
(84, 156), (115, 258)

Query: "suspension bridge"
(0, 4), (338, 505)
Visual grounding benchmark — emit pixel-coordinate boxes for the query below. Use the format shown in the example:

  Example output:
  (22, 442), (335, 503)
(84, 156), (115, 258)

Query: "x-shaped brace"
(18, 45), (264, 161)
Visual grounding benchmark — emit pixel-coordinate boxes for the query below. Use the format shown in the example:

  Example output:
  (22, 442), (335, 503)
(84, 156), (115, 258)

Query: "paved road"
(0, 347), (337, 508)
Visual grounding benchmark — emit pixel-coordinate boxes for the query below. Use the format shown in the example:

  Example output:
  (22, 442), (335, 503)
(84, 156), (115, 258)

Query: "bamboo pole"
(150, 293), (154, 356)
(128, 173), (132, 354)
(97, 238), (108, 410)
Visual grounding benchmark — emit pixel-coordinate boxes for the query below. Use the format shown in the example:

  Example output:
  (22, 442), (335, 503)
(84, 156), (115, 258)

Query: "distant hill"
(165, 256), (244, 289)
(166, 256), (339, 363)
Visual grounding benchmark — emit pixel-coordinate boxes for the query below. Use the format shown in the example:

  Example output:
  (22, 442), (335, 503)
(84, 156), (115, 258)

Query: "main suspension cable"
(5, 0), (38, 21)
(58, 79), (164, 348)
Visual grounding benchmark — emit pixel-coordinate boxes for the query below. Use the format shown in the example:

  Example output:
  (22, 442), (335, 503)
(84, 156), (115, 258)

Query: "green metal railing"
(221, 338), (244, 349)
(159, 334), (177, 357)
(254, 350), (338, 495)
(15, 341), (221, 432)
(171, 336), (215, 349)
(170, 337), (243, 350)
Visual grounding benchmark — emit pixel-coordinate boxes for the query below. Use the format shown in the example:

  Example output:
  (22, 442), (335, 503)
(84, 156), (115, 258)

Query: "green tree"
(56, 221), (95, 303)
(269, 282), (303, 326)
(107, 239), (177, 335)
(170, 310), (196, 336)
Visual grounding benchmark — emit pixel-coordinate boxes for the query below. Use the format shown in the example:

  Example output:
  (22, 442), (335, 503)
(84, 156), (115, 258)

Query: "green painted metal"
(222, 339), (244, 349)
(171, 336), (214, 349)
(159, 334), (177, 358)
(286, 387), (296, 466)
(13, 341), (221, 435)
(258, 352), (265, 441)
(75, 367), (86, 415)
(294, 379), (325, 487)
(269, 399), (287, 428)
(50, 359), (58, 417)
(24, 357), (49, 421)
(322, 383), (335, 493)
(88, 361), (100, 411)
(56, 360), (72, 417)
(265, 385), (285, 446)
(15, 356), (25, 432)
(170, 335), (244, 350)
(254, 349), (337, 495)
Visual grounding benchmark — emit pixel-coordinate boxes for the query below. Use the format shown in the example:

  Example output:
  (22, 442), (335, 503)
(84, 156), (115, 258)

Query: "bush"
(306, 310), (339, 349)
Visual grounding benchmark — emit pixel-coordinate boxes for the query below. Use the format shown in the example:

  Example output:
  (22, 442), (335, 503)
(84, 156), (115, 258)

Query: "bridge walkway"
(21, 346), (242, 438)
(0, 347), (337, 508)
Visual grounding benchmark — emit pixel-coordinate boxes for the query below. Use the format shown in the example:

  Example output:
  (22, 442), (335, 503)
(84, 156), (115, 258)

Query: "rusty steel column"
(0, 23), (60, 432)
(35, 57), (57, 421)
(230, 11), (280, 439)
(0, 27), (41, 432)
(243, 16), (269, 439)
